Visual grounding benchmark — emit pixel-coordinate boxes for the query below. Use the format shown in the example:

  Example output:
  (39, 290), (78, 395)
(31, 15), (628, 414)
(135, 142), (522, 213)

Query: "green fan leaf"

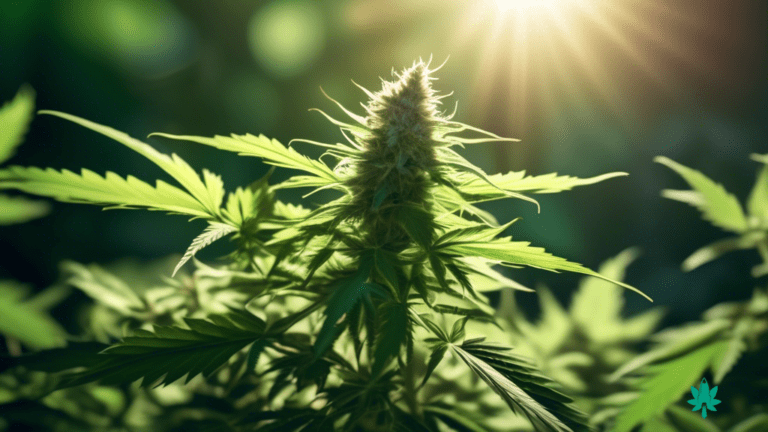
(613, 341), (728, 432)
(0, 280), (66, 349)
(313, 256), (374, 357)
(461, 257), (533, 292)
(397, 204), (435, 249)
(420, 343), (448, 387)
(432, 185), (500, 226)
(455, 170), (627, 195)
(656, 156), (748, 233)
(173, 222), (238, 276)
(0, 85), (35, 164)
(439, 147), (540, 211)
(149, 132), (339, 186)
(442, 237), (652, 302)
(452, 339), (590, 432)
(433, 218), (518, 250)
(372, 301), (408, 376)
(0, 166), (211, 219)
(39, 111), (224, 218)
(59, 311), (266, 388)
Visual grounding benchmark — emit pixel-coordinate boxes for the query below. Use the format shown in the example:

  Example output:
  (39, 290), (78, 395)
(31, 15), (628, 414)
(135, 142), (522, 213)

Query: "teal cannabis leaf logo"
(688, 377), (721, 419)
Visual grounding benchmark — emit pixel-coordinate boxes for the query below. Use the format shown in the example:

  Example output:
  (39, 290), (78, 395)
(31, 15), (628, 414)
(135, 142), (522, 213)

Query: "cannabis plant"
(0, 60), (652, 432)
(596, 156), (768, 432)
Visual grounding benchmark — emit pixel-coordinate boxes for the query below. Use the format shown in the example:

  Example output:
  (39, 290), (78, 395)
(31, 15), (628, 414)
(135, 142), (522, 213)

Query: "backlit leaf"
(0, 85), (35, 163)
(40, 111), (224, 218)
(173, 222), (238, 276)
(613, 341), (728, 432)
(656, 156), (748, 233)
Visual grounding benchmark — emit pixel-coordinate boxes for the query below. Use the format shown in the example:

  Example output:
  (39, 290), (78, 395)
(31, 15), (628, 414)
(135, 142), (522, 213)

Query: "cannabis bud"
(346, 60), (445, 217)
(304, 58), (531, 249)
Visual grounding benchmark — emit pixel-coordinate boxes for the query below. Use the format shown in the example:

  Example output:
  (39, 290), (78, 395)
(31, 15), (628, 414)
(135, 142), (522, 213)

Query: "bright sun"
(491, 0), (561, 13)
(445, 0), (700, 134)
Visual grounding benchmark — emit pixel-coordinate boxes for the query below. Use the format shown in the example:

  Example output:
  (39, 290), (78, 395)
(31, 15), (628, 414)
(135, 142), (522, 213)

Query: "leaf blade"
(0, 85), (35, 163)
(656, 156), (748, 233)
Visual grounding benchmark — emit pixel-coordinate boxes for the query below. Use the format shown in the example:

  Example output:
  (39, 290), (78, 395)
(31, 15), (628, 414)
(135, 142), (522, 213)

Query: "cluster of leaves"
(392, 155), (768, 432)
(402, 248), (662, 432)
(595, 156), (768, 432)
(0, 86), (64, 353)
(0, 61), (654, 432)
(655, 156), (768, 277)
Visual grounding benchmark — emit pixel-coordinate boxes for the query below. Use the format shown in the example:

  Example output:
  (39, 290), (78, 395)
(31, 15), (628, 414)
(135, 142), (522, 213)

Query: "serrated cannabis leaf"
(173, 222), (238, 276)
(0, 85), (35, 163)
(372, 301), (408, 377)
(613, 342), (728, 432)
(149, 132), (339, 187)
(451, 339), (590, 432)
(397, 204), (435, 249)
(59, 311), (266, 388)
(314, 257), (374, 357)
(443, 237), (652, 301)
(0, 166), (211, 218)
(656, 156), (748, 233)
(438, 147), (541, 212)
(455, 170), (627, 195)
(421, 343), (449, 388)
(39, 111), (225, 218)
(1, 60), (678, 432)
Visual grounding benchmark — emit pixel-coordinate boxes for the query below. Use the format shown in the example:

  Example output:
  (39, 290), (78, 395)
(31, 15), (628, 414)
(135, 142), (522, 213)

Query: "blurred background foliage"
(0, 0), (766, 330)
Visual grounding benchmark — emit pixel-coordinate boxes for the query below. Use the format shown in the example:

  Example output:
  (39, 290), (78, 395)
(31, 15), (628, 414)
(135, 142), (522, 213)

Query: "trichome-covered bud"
(347, 59), (446, 215)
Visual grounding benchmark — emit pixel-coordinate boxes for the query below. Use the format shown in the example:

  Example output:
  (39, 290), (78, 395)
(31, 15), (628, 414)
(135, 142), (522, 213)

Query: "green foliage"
(0, 85), (50, 225)
(656, 156), (768, 276)
(60, 310), (267, 388)
(0, 61), (655, 432)
(589, 154), (768, 432)
(0, 281), (66, 350)
(0, 86), (62, 353)
(0, 85), (35, 163)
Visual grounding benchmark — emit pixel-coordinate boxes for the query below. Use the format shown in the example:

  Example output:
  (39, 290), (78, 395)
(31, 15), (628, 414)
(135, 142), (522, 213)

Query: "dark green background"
(1, 0), (765, 326)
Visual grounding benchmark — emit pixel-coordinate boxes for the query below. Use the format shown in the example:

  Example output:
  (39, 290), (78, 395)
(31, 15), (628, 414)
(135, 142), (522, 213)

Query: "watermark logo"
(688, 377), (721, 419)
